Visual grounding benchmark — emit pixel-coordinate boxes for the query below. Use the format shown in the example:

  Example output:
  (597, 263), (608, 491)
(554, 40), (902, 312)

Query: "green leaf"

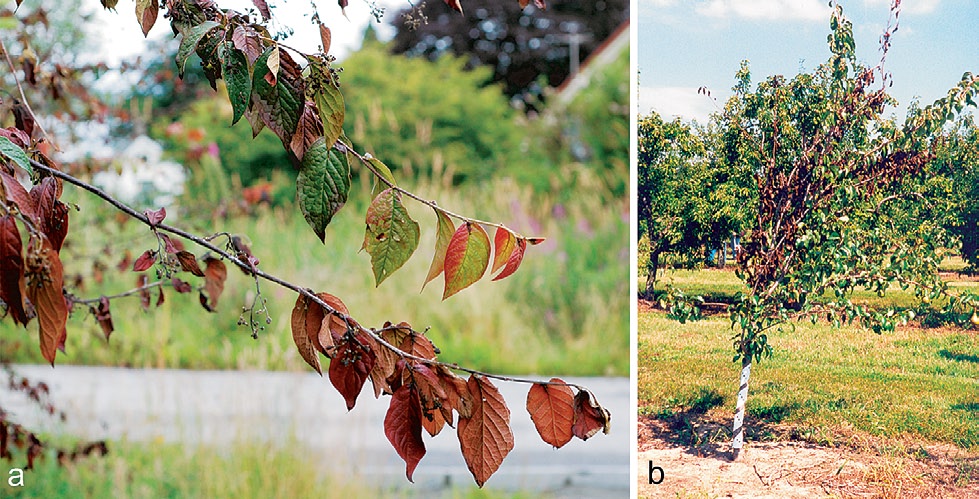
(307, 55), (345, 148)
(368, 157), (397, 190)
(176, 21), (220, 77)
(0, 136), (32, 175)
(442, 222), (490, 300)
(365, 188), (420, 286)
(252, 47), (304, 147)
(422, 208), (455, 290)
(297, 138), (350, 242)
(221, 42), (251, 125)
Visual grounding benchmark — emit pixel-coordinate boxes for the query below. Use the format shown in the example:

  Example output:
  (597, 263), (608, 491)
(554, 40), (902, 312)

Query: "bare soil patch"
(637, 415), (979, 498)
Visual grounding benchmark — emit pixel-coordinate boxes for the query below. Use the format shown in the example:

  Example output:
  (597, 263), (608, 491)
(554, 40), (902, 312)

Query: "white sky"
(88, 0), (403, 65)
(638, 0), (979, 123)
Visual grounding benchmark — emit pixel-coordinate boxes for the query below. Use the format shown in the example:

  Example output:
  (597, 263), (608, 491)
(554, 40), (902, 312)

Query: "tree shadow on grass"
(639, 387), (807, 462)
(939, 349), (979, 363)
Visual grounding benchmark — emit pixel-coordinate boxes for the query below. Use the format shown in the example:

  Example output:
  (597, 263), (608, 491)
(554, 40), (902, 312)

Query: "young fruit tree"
(662, 1), (979, 460)
(0, 0), (611, 485)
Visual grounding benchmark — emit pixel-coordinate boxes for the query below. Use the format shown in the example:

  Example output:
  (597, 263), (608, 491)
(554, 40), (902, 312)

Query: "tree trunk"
(731, 353), (752, 461)
(644, 250), (661, 298)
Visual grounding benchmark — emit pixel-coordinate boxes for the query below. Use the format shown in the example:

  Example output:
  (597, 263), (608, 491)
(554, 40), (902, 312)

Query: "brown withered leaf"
(398, 328), (438, 361)
(135, 0), (159, 36)
(0, 216), (28, 325)
(436, 365), (473, 420)
(571, 389), (610, 441)
(93, 296), (113, 341)
(329, 332), (376, 410)
(290, 294), (322, 374)
(319, 23), (331, 55)
(132, 250), (156, 272)
(289, 101), (324, 161)
(412, 364), (448, 437)
(45, 201), (69, 253)
(369, 332), (400, 398)
(384, 385), (426, 482)
(526, 379), (574, 448)
(30, 176), (58, 228)
(12, 101), (36, 138)
(156, 287), (165, 307)
(201, 256), (226, 311)
(171, 277), (191, 294)
(175, 250), (204, 276)
(25, 236), (67, 365)
(457, 375), (513, 487)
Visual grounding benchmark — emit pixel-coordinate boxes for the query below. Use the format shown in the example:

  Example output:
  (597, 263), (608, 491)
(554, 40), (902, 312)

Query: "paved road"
(1, 365), (629, 497)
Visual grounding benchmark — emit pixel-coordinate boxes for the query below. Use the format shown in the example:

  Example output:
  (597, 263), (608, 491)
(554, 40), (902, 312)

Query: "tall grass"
(3, 439), (535, 499)
(0, 174), (627, 376)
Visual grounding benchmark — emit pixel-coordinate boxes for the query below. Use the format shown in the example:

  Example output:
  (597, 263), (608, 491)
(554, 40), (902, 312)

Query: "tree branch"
(30, 157), (588, 392)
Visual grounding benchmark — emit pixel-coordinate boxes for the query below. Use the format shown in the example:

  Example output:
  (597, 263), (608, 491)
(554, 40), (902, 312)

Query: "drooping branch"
(30, 156), (589, 392)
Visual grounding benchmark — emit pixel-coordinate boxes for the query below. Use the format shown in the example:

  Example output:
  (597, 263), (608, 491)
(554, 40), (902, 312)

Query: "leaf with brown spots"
(93, 296), (113, 341)
(328, 331), (376, 410)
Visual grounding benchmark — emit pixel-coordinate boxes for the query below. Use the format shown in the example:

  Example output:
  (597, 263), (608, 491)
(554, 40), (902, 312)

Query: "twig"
(0, 38), (52, 147)
(72, 280), (167, 306)
(339, 139), (545, 240)
(30, 157), (586, 392)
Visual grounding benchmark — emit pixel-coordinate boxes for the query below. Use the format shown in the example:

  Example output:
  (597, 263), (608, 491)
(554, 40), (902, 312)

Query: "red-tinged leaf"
(457, 375), (513, 487)
(137, 275), (151, 312)
(315, 292), (350, 351)
(160, 234), (178, 254)
(201, 256), (226, 311)
(0, 171), (37, 226)
(171, 277), (192, 293)
(45, 201), (69, 253)
(492, 238), (526, 282)
(289, 101), (324, 161)
(0, 127), (31, 149)
(94, 296), (113, 341)
(132, 250), (156, 272)
(526, 237), (545, 245)
(384, 386), (426, 482)
(338, 0), (348, 18)
(412, 364), (448, 437)
(444, 0), (463, 14)
(423, 209), (454, 290)
(12, 101), (35, 139)
(156, 287), (165, 307)
(290, 294), (322, 374)
(116, 250), (132, 272)
(0, 216), (28, 325)
(135, 0), (159, 36)
(526, 379), (574, 448)
(25, 237), (67, 365)
(319, 23), (332, 55)
(251, 0), (271, 20)
(176, 251), (204, 276)
(329, 332), (376, 410)
(442, 222), (490, 300)
(491, 228), (517, 274)
(534, 0), (546, 8)
(518, 0), (529, 8)
(572, 389), (611, 441)
(0, 136), (32, 176)
(370, 322), (412, 398)
(144, 206), (166, 227)
(232, 25), (264, 65)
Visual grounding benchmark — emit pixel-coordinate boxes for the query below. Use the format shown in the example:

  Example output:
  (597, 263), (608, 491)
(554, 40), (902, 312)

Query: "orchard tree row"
(638, 0), (979, 459)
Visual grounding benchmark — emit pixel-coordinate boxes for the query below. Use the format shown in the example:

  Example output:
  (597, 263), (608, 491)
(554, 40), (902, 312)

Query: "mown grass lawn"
(638, 286), (979, 450)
